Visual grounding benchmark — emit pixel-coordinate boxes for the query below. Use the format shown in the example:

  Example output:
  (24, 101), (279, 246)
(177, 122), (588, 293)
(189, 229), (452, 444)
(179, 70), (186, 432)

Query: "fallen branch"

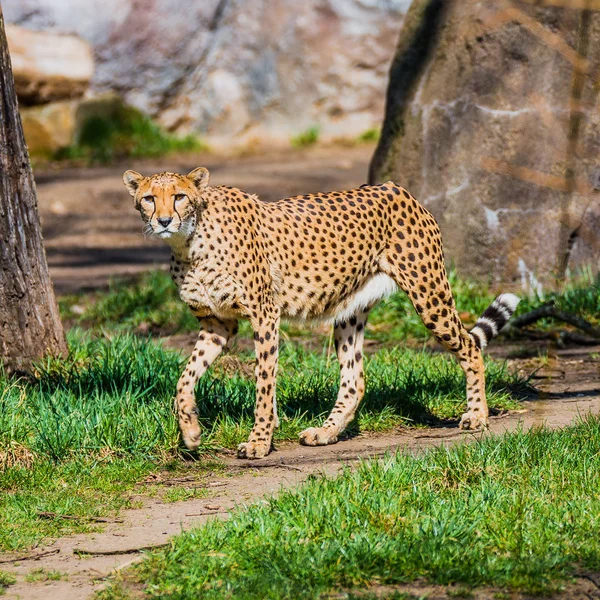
(138, 476), (227, 488)
(0, 548), (60, 564)
(233, 461), (305, 472)
(578, 572), (600, 591)
(558, 331), (599, 346)
(506, 304), (600, 340)
(184, 510), (229, 517)
(74, 543), (169, 557)
(37, 511), (123, 524)
(278, 463), (305, 472)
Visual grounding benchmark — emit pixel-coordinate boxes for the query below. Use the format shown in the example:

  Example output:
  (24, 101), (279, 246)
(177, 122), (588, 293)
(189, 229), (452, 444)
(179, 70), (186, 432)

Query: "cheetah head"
(122, 168), (210, 240)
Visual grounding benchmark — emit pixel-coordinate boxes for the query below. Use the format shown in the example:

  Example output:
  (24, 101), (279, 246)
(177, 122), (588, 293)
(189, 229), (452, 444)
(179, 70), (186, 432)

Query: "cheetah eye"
(142, 195), (155, 205)
(174, 194), (187, 203)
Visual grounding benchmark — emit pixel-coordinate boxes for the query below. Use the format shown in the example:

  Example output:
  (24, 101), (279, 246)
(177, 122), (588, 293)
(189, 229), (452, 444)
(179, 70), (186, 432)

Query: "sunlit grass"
(0, 570), (16, 595)
(58, 268), (499, 343)
(0, 456), (152, 552)
(291, 126), (320, 148)
(0, 331), (527, 551)
(55, 102), (205, 164)
(3, 331), (526, 460)
(101, 415), (600, 599)
(60, 268), (600, 344)
(517, 267), (600, 328)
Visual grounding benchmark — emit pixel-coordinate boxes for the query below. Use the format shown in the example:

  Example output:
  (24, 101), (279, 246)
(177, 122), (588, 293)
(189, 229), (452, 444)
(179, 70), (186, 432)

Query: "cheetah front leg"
(177, 317), (238, 450)
(237, 309), (280, 459)
(300, 312), (368, 446)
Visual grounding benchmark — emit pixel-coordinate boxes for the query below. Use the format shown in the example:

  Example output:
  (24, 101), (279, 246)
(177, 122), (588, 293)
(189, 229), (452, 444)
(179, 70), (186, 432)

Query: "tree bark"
(0, 7), (67, 374)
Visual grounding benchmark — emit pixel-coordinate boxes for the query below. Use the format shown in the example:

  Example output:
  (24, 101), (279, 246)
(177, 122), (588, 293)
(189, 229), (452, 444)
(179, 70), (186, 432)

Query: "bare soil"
(3, 148), (598, 599)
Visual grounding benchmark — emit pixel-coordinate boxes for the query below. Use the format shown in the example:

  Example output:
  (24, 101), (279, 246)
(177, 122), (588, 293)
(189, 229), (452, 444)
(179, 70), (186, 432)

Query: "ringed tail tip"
(469, 293), (520, 350)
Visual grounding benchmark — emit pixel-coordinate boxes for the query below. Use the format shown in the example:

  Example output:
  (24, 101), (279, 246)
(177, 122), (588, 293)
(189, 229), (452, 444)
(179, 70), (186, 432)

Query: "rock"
(2, 0), (410, 147)
(6, 24), (94, 105)
(19, 94), (124, 157)
(20, 100), (77, 156)
(370, 0), (600, 288)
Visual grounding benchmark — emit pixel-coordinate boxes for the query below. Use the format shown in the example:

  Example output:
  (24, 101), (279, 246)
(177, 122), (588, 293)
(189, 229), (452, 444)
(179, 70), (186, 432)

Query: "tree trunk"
(0, 7), (67, 374)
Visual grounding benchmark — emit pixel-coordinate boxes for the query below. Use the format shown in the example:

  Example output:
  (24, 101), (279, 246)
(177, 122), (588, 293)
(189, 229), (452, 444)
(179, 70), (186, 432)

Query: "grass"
(100, 415), (600, 599)
(55, 103), (205, 164)
(59, 271), (199, 336)
(0, 331), (526, 551)
(25, 568), (66, 583)
(11, 267), (594, 556)
(357, 128), (380, 143)
(292, 126), (320, 148)
(517, 267), (600, 327)
(0, 455), (152, 552)
(59, 268), (496, 343)
(59, 267), (600, 346)
(0, 571), (15, 595)
(3, 332), (525, 456)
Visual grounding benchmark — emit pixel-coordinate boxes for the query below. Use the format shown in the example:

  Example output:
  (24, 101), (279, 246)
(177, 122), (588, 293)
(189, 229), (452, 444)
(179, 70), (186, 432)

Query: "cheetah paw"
(459, 412), (488, 432)
(180, 423), (202, 451)
(299, 427), (338, 446)
(237, 440), (271, 459)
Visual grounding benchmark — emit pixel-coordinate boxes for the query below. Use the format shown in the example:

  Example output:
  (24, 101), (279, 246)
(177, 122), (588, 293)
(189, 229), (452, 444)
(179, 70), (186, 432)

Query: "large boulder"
(370, 0), (600, 289)
(6, 24), (93, 105)
(3, 0), (409, 147)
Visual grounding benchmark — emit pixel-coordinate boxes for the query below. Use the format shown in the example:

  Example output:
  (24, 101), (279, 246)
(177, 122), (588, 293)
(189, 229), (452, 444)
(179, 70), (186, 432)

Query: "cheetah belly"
(329, 273), (398, 323)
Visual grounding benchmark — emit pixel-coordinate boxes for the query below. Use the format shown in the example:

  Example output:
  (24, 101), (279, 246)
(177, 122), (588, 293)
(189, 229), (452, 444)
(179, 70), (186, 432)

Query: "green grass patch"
(3, 332), (525, 459)
(0, 570), (16, 595)
(291, 126), (320, 148)
(55, 102), (205, 164)
(0, 332), (526, 551)
(0, 455), (153, 552)
(517, 267), (600, 328)
(63, 266), (600, 345)
(60, 271), (199, 336)
(25, 568), (66, 582)
(59, 268), (497, 343)
(102, 415), (600, 599)
(6, 268), (547, 553)
(357, 128), (380, 143)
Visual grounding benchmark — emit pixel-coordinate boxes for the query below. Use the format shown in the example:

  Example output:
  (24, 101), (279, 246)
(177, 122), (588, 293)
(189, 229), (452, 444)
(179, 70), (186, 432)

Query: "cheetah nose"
(157, 217), (173, 228)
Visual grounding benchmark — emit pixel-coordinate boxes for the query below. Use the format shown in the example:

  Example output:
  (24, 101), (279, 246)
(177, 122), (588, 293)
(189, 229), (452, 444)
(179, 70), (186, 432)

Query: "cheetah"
(123, 167), (519, 459)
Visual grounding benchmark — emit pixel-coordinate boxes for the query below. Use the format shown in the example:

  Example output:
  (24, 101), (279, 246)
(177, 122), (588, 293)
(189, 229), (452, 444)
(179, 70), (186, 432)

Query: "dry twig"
(37, 511), (123, 524)
(0, 549), (60, 564)
(73, 543), (170, 557)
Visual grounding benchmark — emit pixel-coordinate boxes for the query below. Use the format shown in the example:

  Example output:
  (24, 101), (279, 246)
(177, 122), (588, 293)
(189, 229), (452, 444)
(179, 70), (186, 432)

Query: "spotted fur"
(123, 168), (519, 459)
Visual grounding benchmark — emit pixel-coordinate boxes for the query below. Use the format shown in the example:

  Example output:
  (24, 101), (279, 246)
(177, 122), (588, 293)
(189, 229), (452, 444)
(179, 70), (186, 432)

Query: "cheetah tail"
(469, 293), (520, 350)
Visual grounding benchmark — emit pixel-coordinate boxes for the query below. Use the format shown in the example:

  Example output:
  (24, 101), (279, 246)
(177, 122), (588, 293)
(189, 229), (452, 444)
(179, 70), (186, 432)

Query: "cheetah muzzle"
(123, 167), (519, 459)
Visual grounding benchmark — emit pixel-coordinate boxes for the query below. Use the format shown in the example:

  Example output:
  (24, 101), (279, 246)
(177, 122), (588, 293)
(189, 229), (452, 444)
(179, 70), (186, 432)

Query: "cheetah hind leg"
(383, 257), (518, 431)
(458, 292), (520, 430)
(300, 311), (368, 446)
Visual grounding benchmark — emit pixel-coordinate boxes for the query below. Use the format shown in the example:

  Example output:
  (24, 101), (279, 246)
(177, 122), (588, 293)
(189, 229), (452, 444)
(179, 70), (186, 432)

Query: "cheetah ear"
(123, 170), (144, 197)
(187, 167), (210, 190)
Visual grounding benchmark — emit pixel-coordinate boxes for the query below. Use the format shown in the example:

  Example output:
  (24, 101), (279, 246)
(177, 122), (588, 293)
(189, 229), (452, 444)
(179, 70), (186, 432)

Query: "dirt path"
(2, 344), (599, 600)
(35, 145), (374, 294)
